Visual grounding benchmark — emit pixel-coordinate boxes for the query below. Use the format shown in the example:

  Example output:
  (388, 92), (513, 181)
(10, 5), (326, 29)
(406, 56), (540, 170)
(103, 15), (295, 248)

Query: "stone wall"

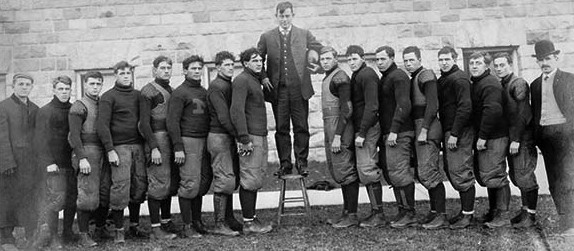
(1, 0), (573, 163)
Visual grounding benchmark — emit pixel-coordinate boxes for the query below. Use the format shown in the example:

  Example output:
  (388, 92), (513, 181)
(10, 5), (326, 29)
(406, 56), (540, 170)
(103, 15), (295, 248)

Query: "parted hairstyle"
(239, 47), (261, 67)
(113, 61), (134, 74)
(375, 46), (395, 58)
(345, 45), (365, 57)
(83, 71), (103, 84)
(493, 52), (513, 65)
(469, 51), (492, 65)
(403, 46), (421, 59)
(438, 46), (458, 59)
(215, 51), (235, 66)
(276, 1), (293, 14)
(52, 75), (72, 88)
(182, 55), (204, 70)
(152, 55), (173, 68)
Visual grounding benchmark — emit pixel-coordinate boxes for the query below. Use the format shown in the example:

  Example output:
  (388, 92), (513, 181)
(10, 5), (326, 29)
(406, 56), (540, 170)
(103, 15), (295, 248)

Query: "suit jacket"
(531, 69), (574, 132)
(257, 26), (322, 103)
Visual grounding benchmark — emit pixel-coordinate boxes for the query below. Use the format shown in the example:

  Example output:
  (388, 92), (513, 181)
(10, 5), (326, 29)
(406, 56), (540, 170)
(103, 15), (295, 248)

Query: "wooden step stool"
(277, 174), (311, 225)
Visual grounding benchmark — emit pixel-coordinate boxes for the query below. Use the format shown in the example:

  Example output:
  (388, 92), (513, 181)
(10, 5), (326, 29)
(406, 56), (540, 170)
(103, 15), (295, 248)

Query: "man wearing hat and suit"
(257, 1), (323, 177)
(530, 39), (574, 235)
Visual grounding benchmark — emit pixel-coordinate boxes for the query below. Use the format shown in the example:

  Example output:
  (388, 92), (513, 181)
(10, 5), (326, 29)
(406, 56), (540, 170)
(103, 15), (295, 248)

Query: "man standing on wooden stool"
(318, 46), (359, 228)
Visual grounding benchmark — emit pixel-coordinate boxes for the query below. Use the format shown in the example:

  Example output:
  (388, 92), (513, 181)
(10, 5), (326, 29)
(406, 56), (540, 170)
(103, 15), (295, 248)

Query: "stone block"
(44, 9), (65, 21)
(414, 1), (432, 11)
(449, 0), (467, 9)
(193, 12), (210, 23)
(0, 11), (15, 22)
(0, 0), (21, 10)
(0, 48), (11, 73)
(13, 59), (40, 72)
(38, 33), (59, 44)
(14, 9), (44, 21)
(63, 8), (83, 20)
(503, 6), (527, 17)
(115, 4), (134, 16)
(550, 28), (573, 43)
(414, 24), (432, 37)
(309, 128), (325, 149)
(484, 7), (504, 19)
(161, 13), (194, 24)
(69, 19), (88, 30)
(391, 1), (413, 12)
(40, 58), (55, 71)
(29, 21), (52, 33)
(459, 8), (483, 20)
(56, 58), (67, 70)
(5, 22), (30, 34)
(441, 13), (460, 22)
(468, 0), (497, 8)
(526, 31), (549, 45)
(397, 24), (413, 38)
(47, 44), (70, 57)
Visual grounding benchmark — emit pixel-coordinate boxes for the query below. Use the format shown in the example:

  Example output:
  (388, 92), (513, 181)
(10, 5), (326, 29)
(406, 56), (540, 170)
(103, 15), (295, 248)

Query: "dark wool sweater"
(207, 74), (236, 136)
(351, 63), (379, 137)
(325, 67), (352, 136)
(500, 73), (533, 143)
(437, 65), (472, 137)
(470, 69), (508, 139)
(140, 78), (173, 150)
(231, 67), (268, 144)
(97, 83), (143, 153)
(379, 63), (414, 135)
(167, 78), (210, 152)
(410, 67), (439, 129)
(69, 94), (101, 159)
(36, 96), (73, 169)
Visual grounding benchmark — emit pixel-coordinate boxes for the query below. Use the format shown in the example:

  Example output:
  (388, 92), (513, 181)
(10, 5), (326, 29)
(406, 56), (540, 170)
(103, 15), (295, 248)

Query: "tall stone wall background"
(1, 0), (573, 163)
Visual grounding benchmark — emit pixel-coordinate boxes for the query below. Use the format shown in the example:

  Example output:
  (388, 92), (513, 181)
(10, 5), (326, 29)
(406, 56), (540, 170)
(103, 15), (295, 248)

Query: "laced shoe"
(332, 213), (359, 228)
(150, 227), (177, 240)
(422, 213), (449, 230)
(390, 211), (418, 229)
(359, 210), (387, 228)
(449, 214), (473, 229)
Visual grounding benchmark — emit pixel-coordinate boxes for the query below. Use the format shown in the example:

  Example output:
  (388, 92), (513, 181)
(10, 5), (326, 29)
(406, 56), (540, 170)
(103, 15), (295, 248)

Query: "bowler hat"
(532, 40), (560, 59)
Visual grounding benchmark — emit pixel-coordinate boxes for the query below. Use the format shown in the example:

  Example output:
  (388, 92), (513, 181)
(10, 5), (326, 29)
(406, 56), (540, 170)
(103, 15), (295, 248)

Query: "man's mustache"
(541, 65), (550, 68)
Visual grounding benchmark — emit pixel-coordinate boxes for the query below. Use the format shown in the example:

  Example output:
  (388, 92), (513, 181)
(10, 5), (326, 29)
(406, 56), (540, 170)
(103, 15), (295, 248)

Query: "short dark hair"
(276, 1), (293, 14)
(345, 45), (364, 57)
(182, 55), (204, 70)
(239, 47), (261, 67)
(214, 51), (235, 66)
(113, 61), (134, 74)
(493, 52), (513, 65)
(13, 73), (34, 85)
(438, 46), (458, 59)
(375, 46), (395, 58)
(320, 46), (338, 58)
(152, 55), (173, 68)
(403, 46), (421, 59)
(469, 51), (492, 65)
(83, 71), (103, 83)
(52, 75), (72, 88)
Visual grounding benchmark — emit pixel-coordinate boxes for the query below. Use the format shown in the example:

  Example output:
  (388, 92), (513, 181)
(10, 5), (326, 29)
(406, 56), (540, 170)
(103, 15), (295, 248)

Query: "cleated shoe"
(390, 211), (418, 229)
(419, 211), (437, 225)
(450, 214), (473, 229)
(150, 227), (176, 240)
(332, 213), (359, 228)
(211, 222), (240, 236)
(485, 211), (510, 229)
(182, 224), (202, 238)
(161, 221), (181, 234)
(126, 225), (149, 239)
(422, 213), (449, 230)
(243, 218), (272, 234)
(359, 211), (387, 228)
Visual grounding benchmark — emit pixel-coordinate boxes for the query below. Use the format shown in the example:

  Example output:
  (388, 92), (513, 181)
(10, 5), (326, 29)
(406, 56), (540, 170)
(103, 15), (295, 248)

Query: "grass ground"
(46, 195), (572, 251)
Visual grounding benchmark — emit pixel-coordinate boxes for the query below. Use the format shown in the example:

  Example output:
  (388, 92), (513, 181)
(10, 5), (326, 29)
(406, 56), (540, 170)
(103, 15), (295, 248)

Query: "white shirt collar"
(279, 25), (292, 34)
(544, 68), (558, 80)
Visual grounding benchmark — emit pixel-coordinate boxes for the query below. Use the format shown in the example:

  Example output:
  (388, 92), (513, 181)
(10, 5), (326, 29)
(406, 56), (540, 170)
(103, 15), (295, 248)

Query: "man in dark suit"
(530, 40), (574, 235)
(257, 1), (322, 177)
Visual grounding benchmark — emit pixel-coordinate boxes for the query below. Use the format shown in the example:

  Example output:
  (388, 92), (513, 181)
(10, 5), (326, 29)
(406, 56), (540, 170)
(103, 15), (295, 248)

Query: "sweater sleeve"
(209, 90), (236, 136)
(358, 70), (379, 137)
(139, 88), (159, 150)
(333, 74), (353, 136)
(96, 95), (115, 153)
(420, 71), (439, 129)
(450, 77), (472, 137)
(390, 73), (412, 133)
(508, 78), (531, 142)
(479, 84), (504, 139)
(230, 78), (250, 144)
(167, 94), (185, 152)
(35, 108), (54, 169)
(0, 105), (16, 173)
(68, 102), (87, 159)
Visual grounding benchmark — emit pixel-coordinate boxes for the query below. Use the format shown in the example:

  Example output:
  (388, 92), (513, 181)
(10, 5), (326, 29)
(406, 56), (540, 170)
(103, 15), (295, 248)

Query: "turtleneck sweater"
(437, 65), (472, 137)
(230, 67), (268, 144)
(470, 69), (508, 139)
(378, 62), (413, 135)
(207, 73), (236, 136)
(351, 62), (379, 137)
(97, 83), (143, 153)
(167, 78), (210, 152)
(36, 96), (73, 169)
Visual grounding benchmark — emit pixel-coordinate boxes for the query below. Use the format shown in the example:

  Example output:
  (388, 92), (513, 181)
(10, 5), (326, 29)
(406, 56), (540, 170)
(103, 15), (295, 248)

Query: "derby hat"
(532, 40), (560, 59)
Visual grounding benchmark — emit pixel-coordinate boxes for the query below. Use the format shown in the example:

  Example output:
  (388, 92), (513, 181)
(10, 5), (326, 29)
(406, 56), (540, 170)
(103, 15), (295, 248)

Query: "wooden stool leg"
(300, 178), (311, 214)
(277, 179), (287, 225)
